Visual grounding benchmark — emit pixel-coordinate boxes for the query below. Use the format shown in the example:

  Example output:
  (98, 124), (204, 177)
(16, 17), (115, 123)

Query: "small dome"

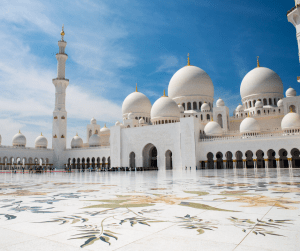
(201, 102), (210, 112)
(286, 87), (296, 97)
(204, 121), (222, 136)
(277, 99), (283, 107)
(128, 112), (135, 119)
(281, 112), (300, 131)
(236, 104), (244, 111)
(115, 121), (121, 126)
(178, 104), (184, 113)
(89, 133), (101, 147)
(122, 91), (152, 116)
(255, 100), (263, 108)
(240, 67), (283, 99)
(240, 117), (260, 134)
(35, 133), (48, 148)
(139, 118), (145, 124)
(12, 131), (26, 147)
(100, 124), (110, 134)
(91, 117), (97, 124)
(168, 65), (214, 99)
(71, 134), (83, 148)
(216, 98), (225, 107)
(151, 94), (180, 122)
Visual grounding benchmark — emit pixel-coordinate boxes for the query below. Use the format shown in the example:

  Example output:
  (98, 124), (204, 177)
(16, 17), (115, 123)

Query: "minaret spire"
(52, 26), (69, 169)
(61, 24), (65, 41)
(257, 56), (260, 67)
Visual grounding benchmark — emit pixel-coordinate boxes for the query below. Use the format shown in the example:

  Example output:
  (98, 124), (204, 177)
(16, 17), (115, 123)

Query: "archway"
(235, 151), (243, 169)
(291, 148), (300, 168)
(207, 152), (214, 169)
(143, 143), (158, 168)
(107, 157), (111, 169)
(92, 157), (95, 169)
(256, 150), (265, 168)
(245, 150), (254, 168)
(279, 149), (288, 168)
(217, 114), (223, 128)
(165, 150), (172, 170)
(216, 152), (223, 169)
(129, 152), (135, 168)
(225, 151), (233, 169)
(82, 158), (85, 170)
(267, 149), (276, 168)
(102, 157), (106, 169)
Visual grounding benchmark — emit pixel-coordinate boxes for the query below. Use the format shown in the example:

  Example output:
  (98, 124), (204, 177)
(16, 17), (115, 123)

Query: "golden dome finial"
(104, 123), (107, 128)
(162, 89), (167, 97)
(76, 132), (78, 136)
(257, 56), (260, 68)
(211, 117), (213, 122)
(187, 53), (190, 66)
(135, 83), (138, 92)
(41, 132), (43, 136)
(290, 107), (294, 113)
(248, 112), (250, 117)
(60, 24), (65, 40)
(19, 130), (21, 133)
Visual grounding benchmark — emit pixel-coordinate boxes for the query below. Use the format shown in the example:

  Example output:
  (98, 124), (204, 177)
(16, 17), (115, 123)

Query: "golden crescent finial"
(135, 83), (138, 92)
(187, 53), (190, 66)
(162, 89), (167, 97)
(257, 56), (260, 67)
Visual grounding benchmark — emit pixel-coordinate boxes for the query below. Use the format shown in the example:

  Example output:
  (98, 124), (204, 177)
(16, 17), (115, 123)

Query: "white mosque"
(1, 2), (300, 171)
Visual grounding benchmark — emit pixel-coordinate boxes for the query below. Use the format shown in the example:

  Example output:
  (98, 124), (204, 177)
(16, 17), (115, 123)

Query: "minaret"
(52, 25), (69, 168)
(288, 1), (300, 65)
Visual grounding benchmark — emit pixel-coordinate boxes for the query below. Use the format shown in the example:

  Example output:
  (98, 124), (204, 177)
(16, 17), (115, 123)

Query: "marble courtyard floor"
(0, 169), (300, 251)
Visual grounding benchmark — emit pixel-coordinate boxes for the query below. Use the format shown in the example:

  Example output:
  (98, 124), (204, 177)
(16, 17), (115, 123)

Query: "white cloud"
(156, 55), (180, 73)
(0, 0), (132, 147)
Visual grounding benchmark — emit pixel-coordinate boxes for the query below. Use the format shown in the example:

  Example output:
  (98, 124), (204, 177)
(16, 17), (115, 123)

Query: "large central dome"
(168, 65), (214, 99)
(240, 67), (283, 99)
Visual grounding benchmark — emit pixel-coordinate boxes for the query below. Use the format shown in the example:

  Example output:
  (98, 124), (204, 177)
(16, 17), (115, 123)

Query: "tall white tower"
(288, 1), (300, 64)
(52, 25), (69, 168)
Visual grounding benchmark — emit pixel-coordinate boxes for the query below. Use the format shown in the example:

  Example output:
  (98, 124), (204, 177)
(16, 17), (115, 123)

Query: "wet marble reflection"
(0, 168), (300, 250)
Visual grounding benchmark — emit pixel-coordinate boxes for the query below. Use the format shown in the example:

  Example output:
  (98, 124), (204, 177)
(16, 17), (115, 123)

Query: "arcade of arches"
(67, 156), (111, 170)
(201, 148), (300, 169)
(0, 157), (51, 170)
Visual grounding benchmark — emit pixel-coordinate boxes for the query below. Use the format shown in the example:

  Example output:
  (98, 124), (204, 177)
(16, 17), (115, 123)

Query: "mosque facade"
(1, 3), (300, 171)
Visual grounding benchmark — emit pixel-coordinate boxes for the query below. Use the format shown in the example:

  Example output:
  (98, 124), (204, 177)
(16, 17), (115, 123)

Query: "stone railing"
(65, 146), (110, 151)
(0, 145), (53, 151)
(199, 132), (300, 142)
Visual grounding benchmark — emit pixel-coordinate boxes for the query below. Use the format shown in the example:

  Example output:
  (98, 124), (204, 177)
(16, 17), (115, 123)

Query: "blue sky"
(0, 0), (298, 147)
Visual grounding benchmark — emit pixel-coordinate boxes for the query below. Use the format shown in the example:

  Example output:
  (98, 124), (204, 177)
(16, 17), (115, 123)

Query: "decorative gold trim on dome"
(162, 89), (168, 97)
(257, 56), (260, 67)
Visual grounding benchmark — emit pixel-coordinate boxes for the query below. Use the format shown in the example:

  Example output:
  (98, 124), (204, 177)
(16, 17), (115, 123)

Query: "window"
(193, 102), (197, 110)
(187, 102), (191, 110)
(207, 114), (210, 120)
(182, 103), (185, 110)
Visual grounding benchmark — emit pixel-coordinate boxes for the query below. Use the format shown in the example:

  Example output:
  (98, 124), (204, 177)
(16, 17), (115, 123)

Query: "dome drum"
(171, 96), (214, 112)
